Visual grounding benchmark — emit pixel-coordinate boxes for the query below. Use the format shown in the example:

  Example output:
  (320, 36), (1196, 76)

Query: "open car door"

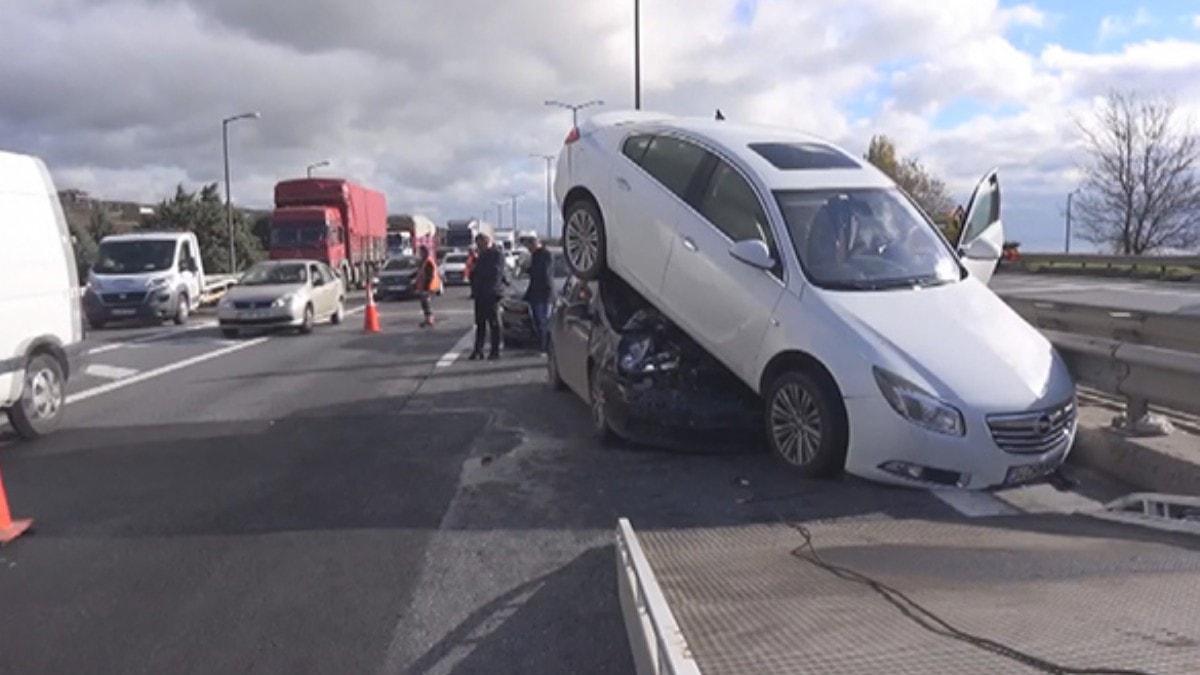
(956, 169), (1003, 285)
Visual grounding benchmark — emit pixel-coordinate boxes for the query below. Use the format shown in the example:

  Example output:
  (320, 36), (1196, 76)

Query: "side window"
(697, 160), (776, 252)
(179, 242), (194, 271)
(638, 136), (708, 200)
(310, 265), (324, 285)
(622, 134), (652, 163)
(960, 180), (999, 247)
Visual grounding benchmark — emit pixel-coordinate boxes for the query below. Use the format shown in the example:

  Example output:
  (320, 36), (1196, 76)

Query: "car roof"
(589, 111), (894, 192)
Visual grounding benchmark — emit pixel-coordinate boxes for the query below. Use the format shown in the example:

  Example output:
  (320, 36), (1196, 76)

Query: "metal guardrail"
(1004, 253), (1200, 279)
(1004, 297), (1200, 354)
(616, 518), (700, 675)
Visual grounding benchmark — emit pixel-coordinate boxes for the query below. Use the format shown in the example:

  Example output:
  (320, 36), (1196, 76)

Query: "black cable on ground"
(785, 521), (1153, 675)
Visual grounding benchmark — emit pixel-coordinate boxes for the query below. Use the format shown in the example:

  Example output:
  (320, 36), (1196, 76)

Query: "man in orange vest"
(415, 245), (441, 327)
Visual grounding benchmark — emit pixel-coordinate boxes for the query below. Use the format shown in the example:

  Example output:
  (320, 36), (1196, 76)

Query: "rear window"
(748, 142), (859, 170)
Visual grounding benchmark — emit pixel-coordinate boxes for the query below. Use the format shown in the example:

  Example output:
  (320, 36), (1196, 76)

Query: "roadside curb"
(1069, 405), (1200, 495)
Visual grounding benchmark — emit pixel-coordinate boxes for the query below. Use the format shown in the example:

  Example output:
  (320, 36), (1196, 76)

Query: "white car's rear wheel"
(564, 200), (606, 280)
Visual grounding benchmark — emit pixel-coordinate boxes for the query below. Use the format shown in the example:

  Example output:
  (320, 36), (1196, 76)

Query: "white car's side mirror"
(729, 239), (775, 270)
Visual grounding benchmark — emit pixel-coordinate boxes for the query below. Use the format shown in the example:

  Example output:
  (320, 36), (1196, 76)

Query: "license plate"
(111, 308), (136, 316)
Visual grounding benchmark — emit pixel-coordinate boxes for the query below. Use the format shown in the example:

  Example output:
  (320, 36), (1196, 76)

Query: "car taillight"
(564, 127), (580, 144)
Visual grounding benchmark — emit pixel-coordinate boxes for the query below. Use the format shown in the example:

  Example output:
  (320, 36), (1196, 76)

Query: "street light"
(1065, 188), (1081, 253)
(544, 99), (604, 128)
(222, 111), (260, 273)
(530, 154), (555, 239)
(306, 159), (330, 178)
(634, 0), (641, 109)
(495, 201), (506, 229)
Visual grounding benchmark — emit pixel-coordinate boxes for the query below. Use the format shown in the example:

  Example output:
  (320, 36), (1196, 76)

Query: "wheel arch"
(759, 350), (844, 410)
(562, 186), (600, 218)
(25, 335), (69, 381)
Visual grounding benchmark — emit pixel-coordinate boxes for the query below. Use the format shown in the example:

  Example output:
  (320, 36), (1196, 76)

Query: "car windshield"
(239, 263), (308, 286)
(93, 240), (177, 274)
(383, 257), (419, 271)
(271, 226), (325, 246)
(775, 188), (961, 290)
(445, 254), (467, 264)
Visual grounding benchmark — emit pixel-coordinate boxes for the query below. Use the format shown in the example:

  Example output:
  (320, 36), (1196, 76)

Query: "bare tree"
(1075, 92), (1200, 254)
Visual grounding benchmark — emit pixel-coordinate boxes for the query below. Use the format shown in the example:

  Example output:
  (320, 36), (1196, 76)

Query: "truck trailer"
(444, 218), (494, 252)
(387, 214), (437, 258)
(269, 178), (387, 288)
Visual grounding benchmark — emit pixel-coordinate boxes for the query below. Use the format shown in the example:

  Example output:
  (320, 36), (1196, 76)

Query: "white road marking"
(66, 337), (269, 405)
(932, 489), (1020, 517)
(86, 320), (219, 355)
(83, 364), (139, 380)
(436, 329), (477, 368)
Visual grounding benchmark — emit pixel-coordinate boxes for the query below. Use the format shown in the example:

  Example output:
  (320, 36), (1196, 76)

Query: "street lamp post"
(530, 154), (554, 239)
(306, 160), (330, 178)
(507, 193), (520, 232)
(495, 202), (505, 229)
(634, 0), (641, 109)
(1065, 189), (1081, 253)
(222, 111), (260, 273)
(543, 99), (604, 128)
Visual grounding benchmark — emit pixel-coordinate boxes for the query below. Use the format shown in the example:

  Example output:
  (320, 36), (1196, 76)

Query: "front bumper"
(217, 305), (302, 328)
(375, 281), (416, 298)
(843, 396), (1075, 490)
(444, 271), (467, 285)
(84, 287), (178, 323)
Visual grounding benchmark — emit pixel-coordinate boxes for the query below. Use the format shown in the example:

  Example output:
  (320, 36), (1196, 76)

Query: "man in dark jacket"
(469, 232), (508, 360)
(523, 237), (554, 352)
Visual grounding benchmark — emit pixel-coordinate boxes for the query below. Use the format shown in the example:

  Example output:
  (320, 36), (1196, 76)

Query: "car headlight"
(147, 276), (170, 289)
(218, 295), (234, 308)
(873, 367), (964, 436)
(272, 293), (296, 308)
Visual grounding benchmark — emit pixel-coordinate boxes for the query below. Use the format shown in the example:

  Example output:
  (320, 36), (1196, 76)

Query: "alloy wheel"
(769, 383), (823, 466)
(26, 365), (63, 421)
(565, 209), (599, 274)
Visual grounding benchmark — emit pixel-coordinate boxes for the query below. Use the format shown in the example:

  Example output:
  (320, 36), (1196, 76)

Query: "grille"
(233, 301), (274, 310)
(100, 292), (147, 305)
(987, 400), (1076, 454)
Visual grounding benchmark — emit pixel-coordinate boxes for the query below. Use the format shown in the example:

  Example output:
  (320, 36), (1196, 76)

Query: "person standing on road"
(523, 237), (554, 352)
(414, 245), (441, 328)
(469, 233), (507, 360)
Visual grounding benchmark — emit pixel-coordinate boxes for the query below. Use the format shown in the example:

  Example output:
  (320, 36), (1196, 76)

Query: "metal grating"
(987, 400), (1076, 454)
(635, 518), (1200, 674)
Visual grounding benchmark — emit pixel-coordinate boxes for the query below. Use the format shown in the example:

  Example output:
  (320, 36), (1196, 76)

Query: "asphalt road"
(0, 285), (1161, 674)
(992, 270), (1200, 315)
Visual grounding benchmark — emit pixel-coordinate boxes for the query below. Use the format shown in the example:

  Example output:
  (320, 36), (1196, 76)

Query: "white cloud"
(998, 3), (1047, 29)
(1193, 14), (1200, 29)
(1097, 7), (1153, 43)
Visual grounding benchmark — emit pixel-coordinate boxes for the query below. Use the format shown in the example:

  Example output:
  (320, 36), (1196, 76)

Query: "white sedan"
(551, 110), (1076, 490)
(218, 260), (345, 337)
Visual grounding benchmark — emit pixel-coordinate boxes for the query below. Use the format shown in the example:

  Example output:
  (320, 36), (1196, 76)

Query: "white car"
(552, 110), (1076, 489)
(218, 260), (345, 337)
(441, 252), (470, 285)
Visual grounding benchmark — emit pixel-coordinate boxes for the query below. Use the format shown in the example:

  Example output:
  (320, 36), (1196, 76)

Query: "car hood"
(817, 278), (1073, 411)
(225, 283), (307, 302)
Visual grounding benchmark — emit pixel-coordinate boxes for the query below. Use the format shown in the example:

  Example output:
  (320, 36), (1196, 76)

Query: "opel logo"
(1034, 414), (1053, 435)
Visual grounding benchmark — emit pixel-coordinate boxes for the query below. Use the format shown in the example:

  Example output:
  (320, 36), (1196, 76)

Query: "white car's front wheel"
(764, 371), (847, 477)
(563, 200), (606, 280)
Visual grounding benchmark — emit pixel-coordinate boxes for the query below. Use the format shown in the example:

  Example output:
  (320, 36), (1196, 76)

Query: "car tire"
(563, 199), (606, 280)
(299, 304), (314, 334)
(221, 328), (239, 339)
(173, 293), (190, 325)
(764, 370), (847, 477)
(589, 363), (616, 444)
(331, 299), (345, 324)
(547, 338), (566, 391)
(7, 353), (66, 439)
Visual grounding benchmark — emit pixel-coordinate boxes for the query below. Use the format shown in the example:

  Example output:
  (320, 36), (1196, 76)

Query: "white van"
(83, 231), (204, 327)
(0, 150), (84, 438)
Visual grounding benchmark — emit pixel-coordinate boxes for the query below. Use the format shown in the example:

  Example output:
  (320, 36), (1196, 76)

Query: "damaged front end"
(588, 275), (761, 451)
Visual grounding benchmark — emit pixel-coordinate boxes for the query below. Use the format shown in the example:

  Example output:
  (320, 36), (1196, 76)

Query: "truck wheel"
(7, 353), (66, 439)
(299, 304), (315, 334)
(764, 370), (847, 477)
(547, 338), (566, 391)
(589, 364), (616, 444)
(173, 293), (190, 325)
(331, 298), (345, 324)
(564, 199), (606, 280)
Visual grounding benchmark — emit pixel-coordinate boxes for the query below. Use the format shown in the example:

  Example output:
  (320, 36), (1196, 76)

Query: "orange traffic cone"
(363, 279), (382, 334)
(0, 465), (32, 545)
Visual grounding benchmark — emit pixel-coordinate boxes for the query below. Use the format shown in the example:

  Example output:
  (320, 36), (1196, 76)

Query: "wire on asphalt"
(784, 520), (1152, 675)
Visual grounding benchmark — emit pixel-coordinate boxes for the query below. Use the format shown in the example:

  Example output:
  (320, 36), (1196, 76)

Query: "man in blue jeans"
(523, 237), (554, 352)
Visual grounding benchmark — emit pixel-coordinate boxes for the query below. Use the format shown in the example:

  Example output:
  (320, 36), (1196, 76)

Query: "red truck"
(269, 178), (387, 288)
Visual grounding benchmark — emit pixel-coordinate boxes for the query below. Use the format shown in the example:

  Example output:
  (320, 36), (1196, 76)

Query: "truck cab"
(269, 206), (348, 279)
(83, 231), (204, 327)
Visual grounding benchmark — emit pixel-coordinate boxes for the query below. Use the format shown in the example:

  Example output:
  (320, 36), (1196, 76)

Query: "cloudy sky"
(4, 0), (1200, 251)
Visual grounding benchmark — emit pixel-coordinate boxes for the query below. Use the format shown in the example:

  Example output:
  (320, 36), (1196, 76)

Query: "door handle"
(682, 236), (698, 252)
(616, 177), (631, 192)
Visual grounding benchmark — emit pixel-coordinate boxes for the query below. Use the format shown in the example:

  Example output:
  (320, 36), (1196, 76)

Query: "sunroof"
(748, 142), (860, 170)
